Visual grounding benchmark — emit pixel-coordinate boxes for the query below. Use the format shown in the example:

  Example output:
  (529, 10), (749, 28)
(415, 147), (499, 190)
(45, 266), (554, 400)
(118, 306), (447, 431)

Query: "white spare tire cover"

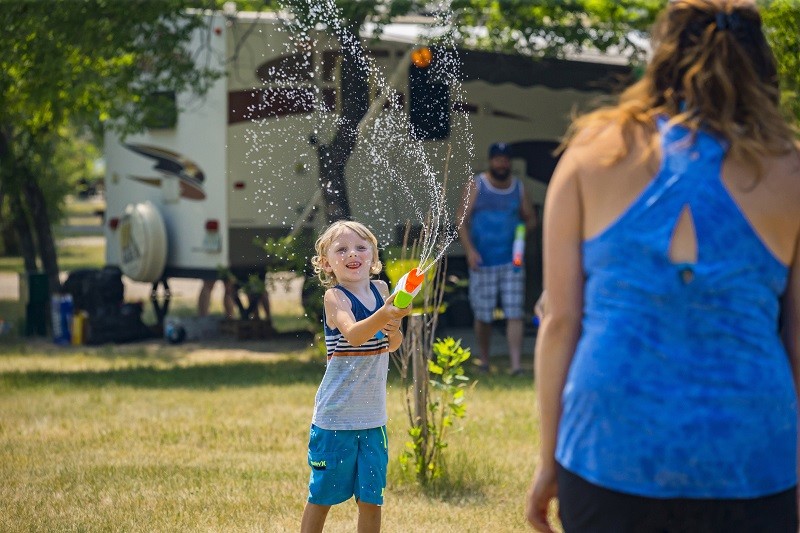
(117, 201), (168, 282)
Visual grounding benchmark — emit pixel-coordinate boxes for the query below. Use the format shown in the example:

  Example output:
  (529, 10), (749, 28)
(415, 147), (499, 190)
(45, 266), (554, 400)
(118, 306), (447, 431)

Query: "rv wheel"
(117, 201), (168, 283)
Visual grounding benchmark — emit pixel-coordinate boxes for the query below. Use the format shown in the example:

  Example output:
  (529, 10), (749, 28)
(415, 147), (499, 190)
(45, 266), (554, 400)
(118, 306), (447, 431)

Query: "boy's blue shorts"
(306, 424), (388, 506)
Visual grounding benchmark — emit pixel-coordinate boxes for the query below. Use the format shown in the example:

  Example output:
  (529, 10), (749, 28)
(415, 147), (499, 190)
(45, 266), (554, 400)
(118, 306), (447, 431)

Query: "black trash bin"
(21, 271), (49, 336)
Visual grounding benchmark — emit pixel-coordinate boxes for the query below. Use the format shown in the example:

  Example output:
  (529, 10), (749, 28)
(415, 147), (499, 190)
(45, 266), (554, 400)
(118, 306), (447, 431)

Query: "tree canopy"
(450, 0), (798, 121)
(761, 0), (800, 121)
(0, 0), (795, 294)
(451, 0), (660, 59)
(0, 0), (221, 289)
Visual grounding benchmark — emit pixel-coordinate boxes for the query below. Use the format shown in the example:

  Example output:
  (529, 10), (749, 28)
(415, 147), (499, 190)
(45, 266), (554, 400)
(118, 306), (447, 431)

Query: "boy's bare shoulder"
(372, 279), (390, 295)
(324, 287), (350, 306)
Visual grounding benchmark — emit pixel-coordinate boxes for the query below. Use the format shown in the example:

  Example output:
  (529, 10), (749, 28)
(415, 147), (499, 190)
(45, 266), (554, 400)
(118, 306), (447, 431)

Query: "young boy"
(301, 220), (411, 533)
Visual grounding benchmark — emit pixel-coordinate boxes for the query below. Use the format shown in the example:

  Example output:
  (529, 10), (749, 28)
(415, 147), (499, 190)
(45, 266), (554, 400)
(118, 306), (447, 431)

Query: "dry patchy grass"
(0, 339), (551, 532)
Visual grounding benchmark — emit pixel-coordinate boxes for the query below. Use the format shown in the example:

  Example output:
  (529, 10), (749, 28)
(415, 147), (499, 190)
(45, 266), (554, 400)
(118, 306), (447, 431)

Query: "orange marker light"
(411, 47), (433, 68)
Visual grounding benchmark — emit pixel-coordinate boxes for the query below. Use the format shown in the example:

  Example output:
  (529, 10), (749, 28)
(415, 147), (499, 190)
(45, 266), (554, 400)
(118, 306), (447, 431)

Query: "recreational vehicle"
(103, 10), (630, 319)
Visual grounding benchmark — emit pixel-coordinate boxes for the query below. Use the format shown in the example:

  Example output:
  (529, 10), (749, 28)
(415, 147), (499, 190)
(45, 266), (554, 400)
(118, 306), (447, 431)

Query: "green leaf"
(428, 360), (444, 375)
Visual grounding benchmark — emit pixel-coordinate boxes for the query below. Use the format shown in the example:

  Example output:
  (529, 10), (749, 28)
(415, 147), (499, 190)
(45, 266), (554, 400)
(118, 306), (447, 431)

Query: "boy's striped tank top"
(312, 281), (389, 430)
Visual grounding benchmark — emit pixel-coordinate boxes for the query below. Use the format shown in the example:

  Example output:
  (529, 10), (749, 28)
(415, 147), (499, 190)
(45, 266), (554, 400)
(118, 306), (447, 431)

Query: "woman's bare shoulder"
(769, 142), (800, 198)
(569, 119), (653, 164)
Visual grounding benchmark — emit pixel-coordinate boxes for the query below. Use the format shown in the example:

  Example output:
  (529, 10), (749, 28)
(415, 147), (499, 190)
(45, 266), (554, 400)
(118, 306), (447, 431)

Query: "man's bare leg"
(475, 319), (493, 369)
(507, 318), (523, 373)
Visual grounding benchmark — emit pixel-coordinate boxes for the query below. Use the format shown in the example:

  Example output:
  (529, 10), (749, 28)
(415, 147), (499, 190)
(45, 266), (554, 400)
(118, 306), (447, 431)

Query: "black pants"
(557, 465), (798, 533)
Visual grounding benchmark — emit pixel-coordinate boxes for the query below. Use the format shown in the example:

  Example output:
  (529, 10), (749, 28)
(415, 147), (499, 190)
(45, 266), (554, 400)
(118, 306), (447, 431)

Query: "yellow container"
(71, 311), (87, 345)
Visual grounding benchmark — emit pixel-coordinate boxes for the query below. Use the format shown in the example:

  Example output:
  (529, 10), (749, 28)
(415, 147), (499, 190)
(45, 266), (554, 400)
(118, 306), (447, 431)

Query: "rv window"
(143, 91), (177, 130)
(408, 63), (450, 141)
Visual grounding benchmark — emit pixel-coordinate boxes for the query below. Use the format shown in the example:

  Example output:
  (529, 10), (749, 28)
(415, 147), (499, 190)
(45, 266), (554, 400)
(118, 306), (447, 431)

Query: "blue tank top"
(556, 117), (797, 498)
(469, 173), (522, 267)
(313, 282), (389, 430)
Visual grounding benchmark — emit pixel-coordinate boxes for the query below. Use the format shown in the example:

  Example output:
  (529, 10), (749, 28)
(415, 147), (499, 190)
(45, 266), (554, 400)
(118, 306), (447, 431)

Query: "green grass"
(0, 299), (25, 338)
(0, 240), (106, 274)
(63, 195), (106, 218)
(0, 256), (25, 273)
(0, 194), (106, 272)
(57, 240), (106, 270)
(0, 340), (550, 532)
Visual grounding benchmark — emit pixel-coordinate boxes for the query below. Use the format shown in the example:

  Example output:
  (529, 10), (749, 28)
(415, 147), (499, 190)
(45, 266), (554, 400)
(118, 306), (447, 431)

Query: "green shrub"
(399, 337), (471, 484)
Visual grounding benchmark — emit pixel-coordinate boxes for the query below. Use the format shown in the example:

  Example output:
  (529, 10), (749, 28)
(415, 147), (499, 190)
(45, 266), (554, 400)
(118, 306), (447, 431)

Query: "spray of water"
(238, 1), (475, 276)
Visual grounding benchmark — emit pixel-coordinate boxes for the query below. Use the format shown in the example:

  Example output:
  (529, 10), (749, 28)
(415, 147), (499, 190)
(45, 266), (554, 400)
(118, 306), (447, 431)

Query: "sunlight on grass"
(0, 341), (547, 532)
(64, 195), (106, 218)
(0, 242), (106, 273)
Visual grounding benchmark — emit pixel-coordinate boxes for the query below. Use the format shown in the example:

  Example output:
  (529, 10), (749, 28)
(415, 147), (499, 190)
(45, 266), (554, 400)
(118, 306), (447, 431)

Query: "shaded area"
(0, 357), (324, 390)
(460, 48), (632, 92)
(0, 329), (325, 391)
(0, 353), (533, 393)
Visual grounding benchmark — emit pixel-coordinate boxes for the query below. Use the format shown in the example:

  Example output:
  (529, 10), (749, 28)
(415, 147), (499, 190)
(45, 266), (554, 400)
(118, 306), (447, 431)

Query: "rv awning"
(458, 49), (632, 93)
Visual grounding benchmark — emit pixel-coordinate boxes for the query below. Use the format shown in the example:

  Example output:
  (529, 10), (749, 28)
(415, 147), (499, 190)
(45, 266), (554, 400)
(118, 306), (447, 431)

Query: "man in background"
(457, 142), (535, 375)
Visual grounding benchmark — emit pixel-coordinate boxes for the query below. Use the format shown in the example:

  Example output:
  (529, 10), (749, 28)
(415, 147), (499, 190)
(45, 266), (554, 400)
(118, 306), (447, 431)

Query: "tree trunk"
(316, 24), (370, 224)
(0, 189), (13, 255)
(22, 180), (60, 292)
(317, 144), (352, 222)
(8, 193), (38, 272)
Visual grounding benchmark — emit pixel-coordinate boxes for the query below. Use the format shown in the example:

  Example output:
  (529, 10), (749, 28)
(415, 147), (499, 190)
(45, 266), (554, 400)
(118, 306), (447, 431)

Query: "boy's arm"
(375, 280), (404, 352)
(385, 321), (403, 352)
(324, 286), (410, 348)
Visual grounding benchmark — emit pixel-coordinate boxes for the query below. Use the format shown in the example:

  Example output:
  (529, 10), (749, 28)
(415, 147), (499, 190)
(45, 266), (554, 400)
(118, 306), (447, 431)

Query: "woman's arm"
(526, 146), (585, 532)
(779, 144), (800, 516)
(781, 224), (800, 508)
(784, 233), (800, 394)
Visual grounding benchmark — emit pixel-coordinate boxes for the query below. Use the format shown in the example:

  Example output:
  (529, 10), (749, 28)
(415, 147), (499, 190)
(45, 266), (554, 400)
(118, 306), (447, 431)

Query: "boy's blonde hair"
(311, 220), (382, 288)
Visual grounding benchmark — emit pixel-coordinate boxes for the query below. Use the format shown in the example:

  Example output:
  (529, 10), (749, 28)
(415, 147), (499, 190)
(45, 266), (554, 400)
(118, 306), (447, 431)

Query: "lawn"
(0, 337), (548, 532)
(0, 194), (106, 273)
(0, 239), (106, 274)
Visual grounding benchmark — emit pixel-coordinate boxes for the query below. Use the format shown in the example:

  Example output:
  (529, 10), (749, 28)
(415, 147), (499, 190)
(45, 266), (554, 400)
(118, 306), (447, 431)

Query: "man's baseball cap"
(488, 142), (512, 158)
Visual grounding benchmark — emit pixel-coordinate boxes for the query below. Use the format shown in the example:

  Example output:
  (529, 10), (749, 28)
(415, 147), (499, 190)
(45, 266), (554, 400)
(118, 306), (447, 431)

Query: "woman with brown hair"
(526, 0), (800, 531)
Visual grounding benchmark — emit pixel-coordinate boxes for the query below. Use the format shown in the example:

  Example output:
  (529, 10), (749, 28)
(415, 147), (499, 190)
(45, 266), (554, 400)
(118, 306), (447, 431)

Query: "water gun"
(374, 267), (424, 340)
(392, 267), (424, 308)
(512, 223), (526, 268)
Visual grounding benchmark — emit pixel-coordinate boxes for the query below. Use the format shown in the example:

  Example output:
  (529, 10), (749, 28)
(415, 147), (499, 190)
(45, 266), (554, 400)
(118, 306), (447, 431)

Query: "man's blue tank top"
(556, 117), (797, 498)
(469, 173), (522, 267)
